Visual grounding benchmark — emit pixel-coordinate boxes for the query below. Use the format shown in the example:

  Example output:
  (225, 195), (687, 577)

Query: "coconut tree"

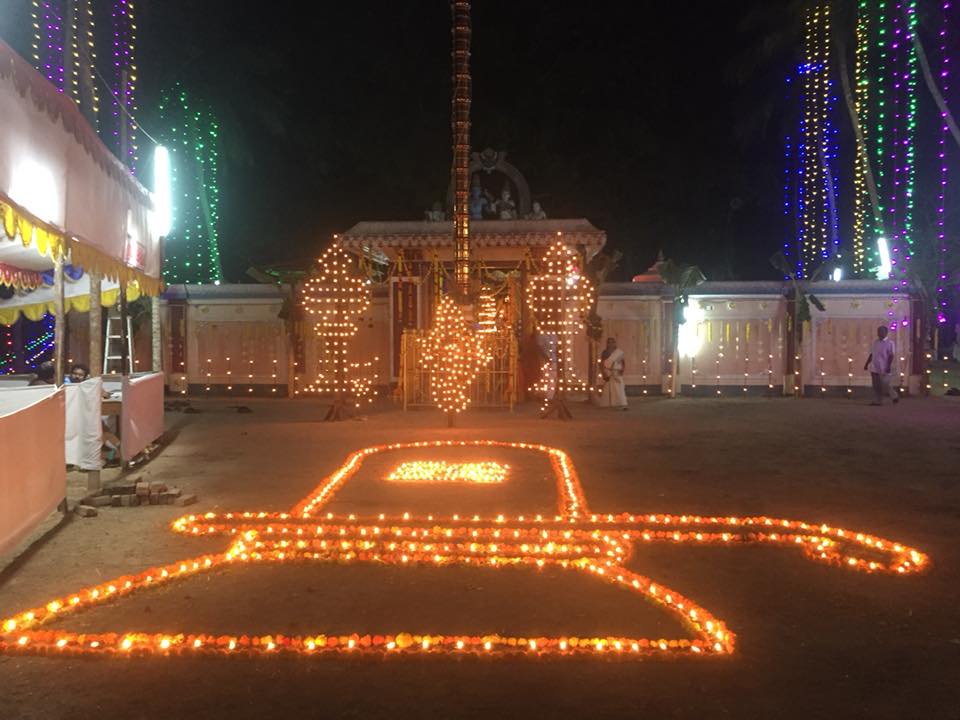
(770, 251), (828, 396)
(657, 256), (705, 397)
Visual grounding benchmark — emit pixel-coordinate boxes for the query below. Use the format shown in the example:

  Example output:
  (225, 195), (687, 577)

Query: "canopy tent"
(0, 271), (139, 326)
(0, 39), (162, 295)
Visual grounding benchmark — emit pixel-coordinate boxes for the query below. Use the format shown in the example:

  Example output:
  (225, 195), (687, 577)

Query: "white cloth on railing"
(0, 386), (65, 556)
(64, 377), (103, 470)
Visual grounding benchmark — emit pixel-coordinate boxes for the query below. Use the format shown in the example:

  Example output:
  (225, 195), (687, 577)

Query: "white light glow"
(152, 145), (173, 237)
(877, 238), (892, 280)
(9, 159), (60, 225)
(832, 268), (842, 282)
(677, 299), (704, 359)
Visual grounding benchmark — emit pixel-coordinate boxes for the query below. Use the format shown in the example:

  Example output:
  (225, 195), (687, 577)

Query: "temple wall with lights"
(151, 277), (929, 399)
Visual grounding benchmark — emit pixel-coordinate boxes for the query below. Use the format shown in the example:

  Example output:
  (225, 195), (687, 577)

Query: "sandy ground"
(0, 395), (958, 720)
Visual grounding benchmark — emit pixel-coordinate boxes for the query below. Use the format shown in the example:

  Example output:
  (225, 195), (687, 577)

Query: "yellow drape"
(0, 196), (162, 297)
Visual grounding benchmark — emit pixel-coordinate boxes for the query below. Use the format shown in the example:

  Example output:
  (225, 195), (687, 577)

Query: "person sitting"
(69, 363), (91, 383)
(29, 361), (55, 385)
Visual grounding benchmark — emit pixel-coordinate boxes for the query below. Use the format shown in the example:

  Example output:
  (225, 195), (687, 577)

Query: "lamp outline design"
(0, 441), (928, 658)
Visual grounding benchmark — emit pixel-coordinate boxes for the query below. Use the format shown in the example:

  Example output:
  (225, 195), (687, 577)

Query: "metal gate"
(399, 329), (517, 409)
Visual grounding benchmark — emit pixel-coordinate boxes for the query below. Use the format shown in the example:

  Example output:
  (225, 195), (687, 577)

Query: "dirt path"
(1, 396), (958, 719)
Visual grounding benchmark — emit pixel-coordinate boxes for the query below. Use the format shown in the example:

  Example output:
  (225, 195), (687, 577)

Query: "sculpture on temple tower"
(469, 183), (488, 220)
(494, 185), (518, 220)
(526, 201), (547, 220)
(425, 201), (446, 222)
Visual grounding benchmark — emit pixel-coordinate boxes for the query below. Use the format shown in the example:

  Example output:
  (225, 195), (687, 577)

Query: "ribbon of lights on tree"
(0, 440), (929, 660)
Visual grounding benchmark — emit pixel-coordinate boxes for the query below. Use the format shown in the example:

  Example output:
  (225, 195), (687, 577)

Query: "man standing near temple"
(864, 325), (898, 406)
(597, 337), (627, 409)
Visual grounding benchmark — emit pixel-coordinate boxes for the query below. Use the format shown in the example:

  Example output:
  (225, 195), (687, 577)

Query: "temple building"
(336, 148), (606, 407)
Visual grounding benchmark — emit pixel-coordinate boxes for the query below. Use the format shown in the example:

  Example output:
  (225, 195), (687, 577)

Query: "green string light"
(157, 84), (223, 285)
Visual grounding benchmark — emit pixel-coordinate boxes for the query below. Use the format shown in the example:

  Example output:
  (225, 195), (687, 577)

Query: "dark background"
(3, 1), (953, 282)
(132, 0), (802, 281)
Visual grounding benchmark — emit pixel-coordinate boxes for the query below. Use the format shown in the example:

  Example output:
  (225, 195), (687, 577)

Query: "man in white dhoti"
(597, 337), (627, 409)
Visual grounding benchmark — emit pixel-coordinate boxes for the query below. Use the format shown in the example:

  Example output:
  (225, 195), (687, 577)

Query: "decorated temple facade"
(334, 150), (606, 407)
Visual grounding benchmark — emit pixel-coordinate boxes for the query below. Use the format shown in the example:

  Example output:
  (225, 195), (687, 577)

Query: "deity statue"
(525, 201), (547, 220)
(469, 184), (488, 220)
(495, 186), (517, 220)
(424, 201), (446, 222)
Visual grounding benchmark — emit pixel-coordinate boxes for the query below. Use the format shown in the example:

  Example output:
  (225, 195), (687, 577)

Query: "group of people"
(28, 361), (92, 386)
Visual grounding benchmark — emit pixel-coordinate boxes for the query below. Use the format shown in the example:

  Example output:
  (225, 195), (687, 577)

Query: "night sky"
(4, 1), (815, 280)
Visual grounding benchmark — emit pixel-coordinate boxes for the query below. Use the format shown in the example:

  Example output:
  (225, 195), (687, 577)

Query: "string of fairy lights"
(157, 84), (223, 285)
(852, 0), (871, 275)
(26, 1), (223, 286)
(934, 0), (951, 325)
(109, 0), (137, 173)
(787, 2), (840, 279)
(781, 0), (957, 362)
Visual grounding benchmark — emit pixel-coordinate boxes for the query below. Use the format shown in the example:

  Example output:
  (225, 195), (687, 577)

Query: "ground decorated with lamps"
(0, 440), (928, 660)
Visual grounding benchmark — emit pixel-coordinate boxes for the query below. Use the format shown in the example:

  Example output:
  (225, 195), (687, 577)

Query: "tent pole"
(89, 270), (102, 376)
(53, 254), (65, 385)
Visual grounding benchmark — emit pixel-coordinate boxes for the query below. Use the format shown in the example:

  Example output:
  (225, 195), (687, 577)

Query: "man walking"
(864, 325), (898, 406)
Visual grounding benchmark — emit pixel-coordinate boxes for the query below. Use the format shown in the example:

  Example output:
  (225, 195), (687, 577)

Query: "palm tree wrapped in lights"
(300, 243), (376, 420)
(527, 240), (595, 419)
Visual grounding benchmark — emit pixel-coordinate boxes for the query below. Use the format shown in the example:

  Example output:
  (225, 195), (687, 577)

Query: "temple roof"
(338, 219), (606, 251)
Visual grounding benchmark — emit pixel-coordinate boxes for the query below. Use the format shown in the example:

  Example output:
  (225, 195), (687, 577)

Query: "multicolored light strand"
(883, 0), (919, 327)
(0, 323), (16, 374)
(0, 440), (929, 660)
(853, 0), (871, 274)
(31, 1), (66, 92)
(934, 0), (951, 324)
(30, 1), (100, 125)
(109, 0), (137, 173)
(788, 3), (840, 278)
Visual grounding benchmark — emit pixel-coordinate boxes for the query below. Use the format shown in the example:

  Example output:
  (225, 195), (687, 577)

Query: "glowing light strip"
(293, 441), (588, 519)
(853, 0), (870, 274)
(793, 3), (838, 277)
(934, 0), (951, 323)
(386, 461), (509, 484)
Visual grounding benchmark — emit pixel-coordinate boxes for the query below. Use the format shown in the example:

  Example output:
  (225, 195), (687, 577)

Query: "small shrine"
(337, 149), (606, 407)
